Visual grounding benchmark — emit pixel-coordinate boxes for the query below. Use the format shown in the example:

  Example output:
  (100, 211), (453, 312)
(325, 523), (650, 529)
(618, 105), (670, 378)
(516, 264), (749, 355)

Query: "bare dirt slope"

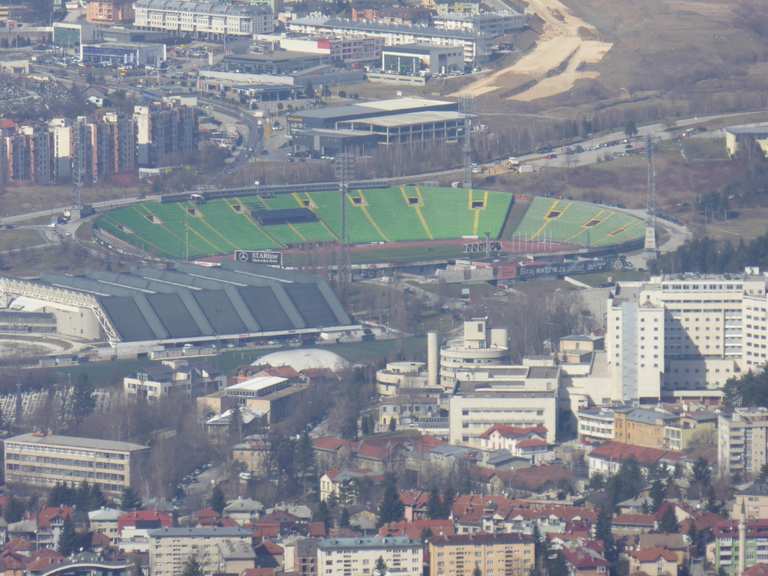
(453, 0), (613, 100)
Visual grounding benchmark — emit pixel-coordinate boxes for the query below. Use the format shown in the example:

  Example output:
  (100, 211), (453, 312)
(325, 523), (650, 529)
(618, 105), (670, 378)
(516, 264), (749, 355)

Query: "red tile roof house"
(562, 545), (609, 576)
(379, 519), (455, 541)
(480, 425), (551, 463)
(451, 494), (596, 537)
(312, 437), (354, 469)
(612, 514), (658, 536)
(627, 547), (679, 576)
(587, 442), (684, 478)
(399, 490), (431, 522)
(37, 507), (74, 530)
(744, 565), (768, 576)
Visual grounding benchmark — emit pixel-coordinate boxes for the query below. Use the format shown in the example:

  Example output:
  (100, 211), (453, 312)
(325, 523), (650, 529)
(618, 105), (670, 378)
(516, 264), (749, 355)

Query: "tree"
(388, 418), (397, 432)
(693, 458), (711, 487)
(650, 479), (666, 512)
(181, 556), (204, 576)
(58, 516), (79, 556)
(473, 565), (483, 576)
(588, 473), (605, 490)
(427, 487), (443, 519)
(374, 556), (387, 576)
(546, 551), (569, 576)
(624, 120), (638, 139)
(659, 505), (679, 533)
(377, 474), (404, 526)
(316, 501), (331, 531)
(442, 486), (455, 518)
(596, 507), (616, 562)
(71, 373), (96, 426)
(209, 485), (226, 515)
(339, 507), (350, 528)
(4, 496), (24, 523)
(121, 487), (142, 511)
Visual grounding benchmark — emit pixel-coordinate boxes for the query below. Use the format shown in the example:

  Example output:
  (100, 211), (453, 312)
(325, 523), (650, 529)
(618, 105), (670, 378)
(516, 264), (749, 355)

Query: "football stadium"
(94, 186), (646, 264)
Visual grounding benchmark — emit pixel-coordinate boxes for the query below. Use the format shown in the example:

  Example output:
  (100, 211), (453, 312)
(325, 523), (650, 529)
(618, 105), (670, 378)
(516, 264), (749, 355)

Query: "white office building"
(134, 0), (274, 37)
(605, 270), (768, 402)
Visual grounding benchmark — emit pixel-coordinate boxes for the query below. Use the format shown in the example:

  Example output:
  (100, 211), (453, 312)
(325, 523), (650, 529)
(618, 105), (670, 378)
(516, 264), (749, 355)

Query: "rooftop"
(344, 110), (468, 128)
(7, 433), (147, 453)
(318, 536), (420, 550)
(147, 527), (252, 538)
(290, 16), (480, 39)
(226, 375), (288, 393)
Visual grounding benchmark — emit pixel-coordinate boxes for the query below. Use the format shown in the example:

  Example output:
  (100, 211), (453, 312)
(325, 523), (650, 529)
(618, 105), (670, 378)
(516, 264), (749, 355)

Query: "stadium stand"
(511, 197), (645, 247)
(94, 187), (644, 260)
(0, 263), (358, 352)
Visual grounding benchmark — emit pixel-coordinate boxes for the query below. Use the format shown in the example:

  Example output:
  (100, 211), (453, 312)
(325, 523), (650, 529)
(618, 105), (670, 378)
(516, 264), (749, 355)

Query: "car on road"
(545, 153), (558, 160)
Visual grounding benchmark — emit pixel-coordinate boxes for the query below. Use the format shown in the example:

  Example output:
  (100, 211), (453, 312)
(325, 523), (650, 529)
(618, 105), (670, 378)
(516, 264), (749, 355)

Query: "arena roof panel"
(14, 263), (355, 344)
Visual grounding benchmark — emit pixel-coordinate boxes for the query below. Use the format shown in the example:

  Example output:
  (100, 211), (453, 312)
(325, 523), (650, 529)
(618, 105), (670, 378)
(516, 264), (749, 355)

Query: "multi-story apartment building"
(123, 366), (193, 401)
(86, 0), (134, 23)
(147, 527), (253, 576)
(429, 533), (535, 576)
(133, 0), (274, 37)
(134, 102), (198, 168)
(718, 408), (768, 480)
(316, 537), (422, 576)
(4, 432), (149, 496)
(49, 118), (73, 182)
(710, 519), (768, 575)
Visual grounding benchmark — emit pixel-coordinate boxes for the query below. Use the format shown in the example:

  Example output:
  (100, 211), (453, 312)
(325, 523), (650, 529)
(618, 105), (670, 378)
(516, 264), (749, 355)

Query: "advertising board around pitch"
(234, 250), (283, 267)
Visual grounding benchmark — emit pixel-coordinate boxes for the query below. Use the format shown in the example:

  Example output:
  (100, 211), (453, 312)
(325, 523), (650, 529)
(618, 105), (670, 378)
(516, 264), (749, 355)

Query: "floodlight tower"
(644, 134), (658, 254)
(459, 96), (473, 190)
(334, 148), (355, 283)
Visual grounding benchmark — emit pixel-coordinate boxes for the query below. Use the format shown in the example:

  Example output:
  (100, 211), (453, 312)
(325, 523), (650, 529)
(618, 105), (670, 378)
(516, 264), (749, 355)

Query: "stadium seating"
(511, 197), (644, 247)
(95, 187), (643, 259)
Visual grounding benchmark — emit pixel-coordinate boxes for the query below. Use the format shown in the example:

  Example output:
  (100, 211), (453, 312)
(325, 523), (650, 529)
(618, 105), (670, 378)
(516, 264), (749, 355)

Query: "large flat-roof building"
(0, 262), (357, 356)
(287, 16), (487, 63)
(134, 0), (274, 37)
(606, 270), (768, 402)
(725, 123), (768, 158)
(381, 44), (464, 76)
(4, 433), (149, 496)
(288, 96), (465, 154)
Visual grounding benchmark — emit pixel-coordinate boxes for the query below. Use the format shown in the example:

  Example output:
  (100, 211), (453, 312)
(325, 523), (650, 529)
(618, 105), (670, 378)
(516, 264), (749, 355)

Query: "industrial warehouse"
(0, 262), (358, 356)
(287, 96), (468, 155)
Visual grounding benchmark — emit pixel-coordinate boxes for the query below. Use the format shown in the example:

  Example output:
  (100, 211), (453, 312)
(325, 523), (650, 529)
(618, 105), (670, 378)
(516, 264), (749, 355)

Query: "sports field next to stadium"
(94, 186), (645, 261)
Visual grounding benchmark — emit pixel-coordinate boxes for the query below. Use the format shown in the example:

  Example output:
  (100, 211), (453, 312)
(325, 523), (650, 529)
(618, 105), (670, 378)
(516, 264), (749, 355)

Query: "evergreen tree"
(377, 474), (404, 526)
(120, 487), (142, 511)
(58, 516), (79, 556)
(316, 501), (331, 531)
(227, 404), (242, 443)
(181, 556), (204, 576)
(339, 507), (350, 528)
(71, 373), (96, 425)
(295, 431), (316, 494)
(209, 486), (226, 515)
(659, 505), (679, 533)
(374, 556), (387, 576)
(650, 479), (666, 512)
(596, 507), (616, 562)
(442, 486), (455, 518)
(89, 484), (106, 510)
(473, 565), (483, 576)
(546, 550), (569, 576)
(427, 487), (443, 519)
(4, 496), (25, 523)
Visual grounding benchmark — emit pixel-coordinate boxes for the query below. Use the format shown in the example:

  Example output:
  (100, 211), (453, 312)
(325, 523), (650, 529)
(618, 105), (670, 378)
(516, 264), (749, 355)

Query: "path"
(453, 0), (612, 101)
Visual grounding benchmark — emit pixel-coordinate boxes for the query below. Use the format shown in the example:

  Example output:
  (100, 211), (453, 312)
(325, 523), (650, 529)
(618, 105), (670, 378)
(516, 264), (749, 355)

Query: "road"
(1, 106), (761, 257)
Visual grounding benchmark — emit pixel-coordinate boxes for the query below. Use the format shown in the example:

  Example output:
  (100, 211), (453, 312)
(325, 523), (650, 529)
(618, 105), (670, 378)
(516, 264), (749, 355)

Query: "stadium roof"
(24, 262), (354, 344)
